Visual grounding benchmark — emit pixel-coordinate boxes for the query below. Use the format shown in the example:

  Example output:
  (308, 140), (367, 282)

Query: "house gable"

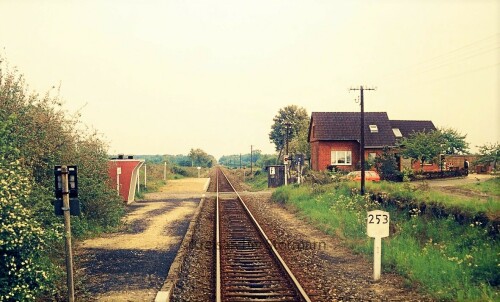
(308, 112), (438, 171)
(308, 112), (396, 147)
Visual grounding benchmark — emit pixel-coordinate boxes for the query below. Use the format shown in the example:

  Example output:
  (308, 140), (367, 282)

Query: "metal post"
(61, 166), (75, 302)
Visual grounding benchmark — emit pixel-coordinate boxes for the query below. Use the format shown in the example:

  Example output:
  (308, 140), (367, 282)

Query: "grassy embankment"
(248, 175), (499, 301)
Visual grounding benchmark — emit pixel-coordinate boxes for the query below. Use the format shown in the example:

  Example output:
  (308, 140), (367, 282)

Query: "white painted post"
(117, 167), (122, 195)
(137, 172), (140, 193)
(373, 236), (382, 280)
(284, 164), (288, 186)
(297, 163), (301, 185)
(164, 162), (167, 180)
(367, 210), (390, 282)
(144, 164), (147, 189)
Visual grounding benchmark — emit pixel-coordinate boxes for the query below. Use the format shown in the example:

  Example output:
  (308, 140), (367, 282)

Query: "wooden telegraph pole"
(350, 86), (376, 195)
(61, 166), (75, 302)
(250, 145), (253, 175)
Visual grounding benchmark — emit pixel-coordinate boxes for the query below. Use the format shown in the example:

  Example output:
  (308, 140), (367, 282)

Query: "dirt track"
(75, 179), (208, 301)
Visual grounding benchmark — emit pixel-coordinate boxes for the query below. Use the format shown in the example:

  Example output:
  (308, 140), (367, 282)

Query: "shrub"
(1, 56), (126, 298)
(0, 117), (58, 301)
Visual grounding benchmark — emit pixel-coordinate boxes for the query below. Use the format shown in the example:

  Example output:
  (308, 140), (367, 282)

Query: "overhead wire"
(378, 32), (500, 81)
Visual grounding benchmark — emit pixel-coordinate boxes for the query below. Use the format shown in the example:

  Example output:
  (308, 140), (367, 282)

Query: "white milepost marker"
(367, 210), (390, 281)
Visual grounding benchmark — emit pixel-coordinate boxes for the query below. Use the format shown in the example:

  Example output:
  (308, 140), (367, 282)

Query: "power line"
(379, 33), (500, 80)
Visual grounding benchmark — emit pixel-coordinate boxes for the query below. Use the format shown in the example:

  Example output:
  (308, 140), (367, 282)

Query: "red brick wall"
(410, 161), (440, 172)
(312, 141), (360, 171)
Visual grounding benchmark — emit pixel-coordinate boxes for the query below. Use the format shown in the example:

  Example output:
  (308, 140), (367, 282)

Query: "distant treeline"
(133, 152), (279, 169)
(134, 154), (192, 166)
(219, 152), (278, 169)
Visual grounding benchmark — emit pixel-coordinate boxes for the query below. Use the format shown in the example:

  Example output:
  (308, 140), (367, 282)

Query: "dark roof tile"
(310, 112), (396, 147)
(309, 112), (436, 147)
(390, 120), (436, 137)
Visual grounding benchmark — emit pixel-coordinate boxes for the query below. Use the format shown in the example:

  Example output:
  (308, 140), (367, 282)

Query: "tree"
(188, 148), (216, 167)
(268, 105), (309, 160)
(475, 142), (499, 170)
(398, 130), (445, 171)
(439, 127), (469, 155)
(374, 146), (399, 181)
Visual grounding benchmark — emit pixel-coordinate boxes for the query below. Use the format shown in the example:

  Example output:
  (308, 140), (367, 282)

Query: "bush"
(0, 118), (58, 301)
(1, 57), (126, 299)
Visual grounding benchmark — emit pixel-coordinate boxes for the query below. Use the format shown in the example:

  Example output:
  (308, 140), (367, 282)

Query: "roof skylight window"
(392, 128), (403, 137)
(369, 125), (378, 133)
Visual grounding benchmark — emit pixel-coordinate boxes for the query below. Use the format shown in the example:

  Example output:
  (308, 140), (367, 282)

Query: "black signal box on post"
(54, 166), (78, 198)
(54, 166), (80, 216)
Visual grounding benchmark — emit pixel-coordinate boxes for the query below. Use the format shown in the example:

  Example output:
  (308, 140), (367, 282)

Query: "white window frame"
(331, 150), (352, 165)
(392, 128), (403, 138)
(369, 125), (378, 133)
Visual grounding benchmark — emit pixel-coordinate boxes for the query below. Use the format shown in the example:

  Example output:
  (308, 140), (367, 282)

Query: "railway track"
(215, 167), (311, 302)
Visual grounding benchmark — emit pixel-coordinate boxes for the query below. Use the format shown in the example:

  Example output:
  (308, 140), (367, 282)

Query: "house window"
(368, 152), (377, 160)
(369, 125), (378, 133)
(331, 151), (352, 165)
(392, 128), (403, 138)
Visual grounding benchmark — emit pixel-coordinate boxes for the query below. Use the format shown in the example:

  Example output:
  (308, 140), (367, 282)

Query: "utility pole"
(284, 122), (291, 186)
(250, 145), (253, 175)
(350, 86), (376, 195)
(285, 123), (290, 157)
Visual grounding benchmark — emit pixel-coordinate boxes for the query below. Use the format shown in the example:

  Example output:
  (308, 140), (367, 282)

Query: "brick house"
(307, 112), (438, 172)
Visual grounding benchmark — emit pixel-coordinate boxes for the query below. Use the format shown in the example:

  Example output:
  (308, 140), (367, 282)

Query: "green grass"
(460, 177), (500, 197)
(365, 181), (500, 218)
(245, 171), (269, 191)
(272, 183), (499, 301)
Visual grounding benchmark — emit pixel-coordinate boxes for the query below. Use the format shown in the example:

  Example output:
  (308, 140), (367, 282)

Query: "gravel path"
(75, 180), (205, 301)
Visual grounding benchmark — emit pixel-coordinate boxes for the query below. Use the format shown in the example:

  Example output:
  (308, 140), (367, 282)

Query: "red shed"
(108, 157), (145, 203)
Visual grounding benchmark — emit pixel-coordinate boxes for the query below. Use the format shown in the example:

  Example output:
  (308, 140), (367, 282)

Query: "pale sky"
(1, 0), (498, 159)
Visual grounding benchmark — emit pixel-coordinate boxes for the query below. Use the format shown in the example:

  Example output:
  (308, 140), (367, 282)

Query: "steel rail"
(215, 167), (311, 302)
(216, 171), (222, 302)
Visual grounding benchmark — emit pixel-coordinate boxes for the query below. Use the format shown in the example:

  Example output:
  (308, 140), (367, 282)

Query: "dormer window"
(392, 128), (403, 138)
(369, 125), (378, 133)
